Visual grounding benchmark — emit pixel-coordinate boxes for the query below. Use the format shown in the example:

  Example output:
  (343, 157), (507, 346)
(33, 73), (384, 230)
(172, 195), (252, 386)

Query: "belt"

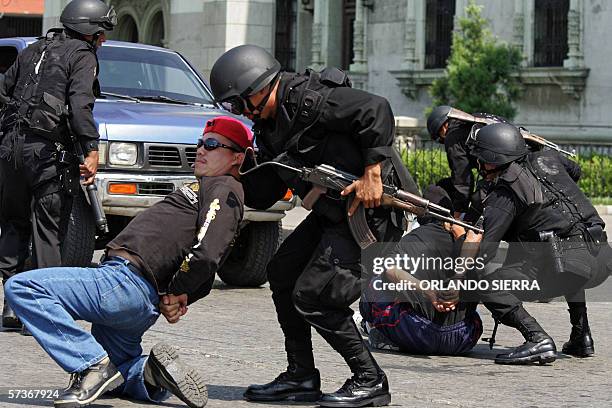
(558, 233), (585, 243)
(101, 255), (144, 278)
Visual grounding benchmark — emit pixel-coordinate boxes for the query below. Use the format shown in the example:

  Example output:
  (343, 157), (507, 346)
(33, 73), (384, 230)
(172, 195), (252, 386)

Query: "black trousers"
(0, 137), (73, 282)
(477, 241), (612, 319)
(267, 211), (401, 362)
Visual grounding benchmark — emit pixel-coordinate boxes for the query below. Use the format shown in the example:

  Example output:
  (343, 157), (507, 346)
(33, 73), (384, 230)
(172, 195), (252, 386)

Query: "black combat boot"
(318, 347), (391, 407)
(495, 307), (557, 365)
(244, 351), (321, 402)
(2, 298), (22, 329)
(53, 357), (123, 408)
(143, 343), (208, 408)
(562, 303), (594, 357)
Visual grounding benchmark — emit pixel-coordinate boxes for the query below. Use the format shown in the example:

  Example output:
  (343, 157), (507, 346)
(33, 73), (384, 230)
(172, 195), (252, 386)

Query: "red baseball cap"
(203, 116), (253, 150)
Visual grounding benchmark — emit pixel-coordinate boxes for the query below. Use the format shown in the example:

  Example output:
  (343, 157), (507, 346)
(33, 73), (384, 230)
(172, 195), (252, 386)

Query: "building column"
(349, 0), (368, 89)
(309, 0), (343, 69)
(310, 0), (324, 68)
(564, 0), (584, 69)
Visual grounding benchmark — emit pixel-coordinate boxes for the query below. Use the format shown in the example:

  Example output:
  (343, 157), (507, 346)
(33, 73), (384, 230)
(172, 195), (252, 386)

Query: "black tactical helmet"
(426, 105), (452, 139)
(470, 123), (527, 166)
(60, 0), (117, 35)
(210, 45), (281, 106)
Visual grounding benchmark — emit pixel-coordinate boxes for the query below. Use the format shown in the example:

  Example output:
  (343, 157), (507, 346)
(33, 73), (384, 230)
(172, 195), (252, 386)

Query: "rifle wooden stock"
(447, 107), (576, 157)
(381, 194), (484, 233)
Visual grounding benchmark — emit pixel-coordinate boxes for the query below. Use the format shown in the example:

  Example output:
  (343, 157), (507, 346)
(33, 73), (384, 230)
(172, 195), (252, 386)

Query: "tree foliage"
(429, 0), (522, 120)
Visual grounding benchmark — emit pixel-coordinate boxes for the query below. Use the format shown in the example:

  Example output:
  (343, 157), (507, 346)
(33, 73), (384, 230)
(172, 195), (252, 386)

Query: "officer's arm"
(241, 164), (288, 209)
(67, 50), (100, 153)
(479, 188), (518, 263)
(444, 129), (474, 213)
(559, 153), (582, 182)
(321, 87), (395, 165)
(168, 184), (243, 304)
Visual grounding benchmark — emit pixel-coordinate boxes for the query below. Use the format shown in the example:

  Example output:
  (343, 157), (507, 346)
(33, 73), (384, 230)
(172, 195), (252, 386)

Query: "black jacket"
(243, 71), (415, 226)
(107, 176), (244, 304)
(480, 151), (602, 263)
(1, 30), (99, 152)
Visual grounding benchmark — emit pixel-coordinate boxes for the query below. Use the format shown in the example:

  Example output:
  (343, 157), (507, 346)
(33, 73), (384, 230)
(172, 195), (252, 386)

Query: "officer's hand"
(444, 222), (467, 240)
(80, 150), (99, 185)
(159, 294), (189, 324)
(465, 230), (483, 243)
(341, 163), (383, 216)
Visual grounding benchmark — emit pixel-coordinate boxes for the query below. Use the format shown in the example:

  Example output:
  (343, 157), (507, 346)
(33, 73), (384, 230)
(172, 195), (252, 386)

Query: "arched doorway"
(115, 14), (139, 43)
(146, 11), (164, 47)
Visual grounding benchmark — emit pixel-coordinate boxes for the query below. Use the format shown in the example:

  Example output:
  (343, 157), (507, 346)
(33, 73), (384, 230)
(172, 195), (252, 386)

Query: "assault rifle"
(240, 151), (483, 249)
(448, 107), (577, 158)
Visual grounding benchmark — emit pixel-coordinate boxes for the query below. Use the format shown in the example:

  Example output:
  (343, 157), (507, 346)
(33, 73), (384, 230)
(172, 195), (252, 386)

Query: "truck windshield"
(97, 45), (215, 105)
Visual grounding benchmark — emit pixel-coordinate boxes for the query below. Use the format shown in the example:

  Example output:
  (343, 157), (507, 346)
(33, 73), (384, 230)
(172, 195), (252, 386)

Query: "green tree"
(429, 0), (522, 119)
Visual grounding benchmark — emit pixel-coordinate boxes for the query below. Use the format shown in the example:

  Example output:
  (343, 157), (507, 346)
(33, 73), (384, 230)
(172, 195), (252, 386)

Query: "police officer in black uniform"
(0, 0), (116, 329)
(426, 105), (509, 217)
(467, 123), (611, 363)
(210, 45), (418, 407)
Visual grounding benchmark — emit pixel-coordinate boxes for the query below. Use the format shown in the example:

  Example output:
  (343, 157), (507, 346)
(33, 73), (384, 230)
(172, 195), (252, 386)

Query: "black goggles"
(197, 138), (241, 152)
(222, 96), (248, 115)
(90, 6), (118, 30)
(221, 75), (279, 115)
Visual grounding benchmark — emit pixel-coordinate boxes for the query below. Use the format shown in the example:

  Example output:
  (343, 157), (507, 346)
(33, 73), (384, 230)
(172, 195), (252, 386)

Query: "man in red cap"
(4, 116), (252, 408)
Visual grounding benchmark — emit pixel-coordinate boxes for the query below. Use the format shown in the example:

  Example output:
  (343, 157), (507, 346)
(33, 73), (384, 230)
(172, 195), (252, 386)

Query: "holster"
(584, 224), (605, 257)
(539, 230), (565, 275)
(54, 146), (80, 196)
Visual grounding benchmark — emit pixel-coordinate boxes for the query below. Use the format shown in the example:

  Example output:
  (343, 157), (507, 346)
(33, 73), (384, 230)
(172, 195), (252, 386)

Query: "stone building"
(42, 0), (611, 142)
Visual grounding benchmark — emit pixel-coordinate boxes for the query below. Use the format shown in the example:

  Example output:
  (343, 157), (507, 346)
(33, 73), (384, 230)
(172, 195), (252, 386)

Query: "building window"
(275, 0), (297, 72)
(425, 0), (455, 69)
(147, 11), (164, 47)
(534, 0), (569, 67)
(116, 14), (139, 43)
(342, 0), (356, 70)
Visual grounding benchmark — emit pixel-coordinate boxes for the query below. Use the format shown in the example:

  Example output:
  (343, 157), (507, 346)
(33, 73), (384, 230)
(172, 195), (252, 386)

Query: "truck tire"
(61, 190), (96, 266)
(217, 221), (282, 287)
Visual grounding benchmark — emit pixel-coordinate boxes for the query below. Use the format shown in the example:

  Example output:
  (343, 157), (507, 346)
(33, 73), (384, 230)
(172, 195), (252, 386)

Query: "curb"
(595, 205), (612, 215)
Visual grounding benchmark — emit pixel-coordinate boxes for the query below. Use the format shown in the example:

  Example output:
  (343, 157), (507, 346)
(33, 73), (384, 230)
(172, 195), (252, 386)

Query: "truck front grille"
(185, 147), (197, 167)
(144, 144), (198, 171)
(148, 146), (181, 166)
(138, 183), (175, 195)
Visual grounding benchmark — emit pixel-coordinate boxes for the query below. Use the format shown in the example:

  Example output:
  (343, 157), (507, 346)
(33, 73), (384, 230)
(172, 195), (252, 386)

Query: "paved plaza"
(0, 208), (611, 408)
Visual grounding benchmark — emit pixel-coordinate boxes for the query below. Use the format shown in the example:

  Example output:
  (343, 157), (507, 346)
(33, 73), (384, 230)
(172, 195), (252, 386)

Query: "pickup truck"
(0, 37), (296, 287)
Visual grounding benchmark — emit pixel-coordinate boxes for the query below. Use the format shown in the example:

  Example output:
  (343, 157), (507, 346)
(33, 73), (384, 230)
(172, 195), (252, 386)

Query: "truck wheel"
(61, 190), (96, 266)
(218, 221), (282, 287)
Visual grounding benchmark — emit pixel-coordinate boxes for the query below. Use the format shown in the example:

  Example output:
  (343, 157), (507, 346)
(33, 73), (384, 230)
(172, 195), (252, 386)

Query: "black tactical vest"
(255, 68), (416, 227)
(498, 150), (602, 239)
(8, 30), (98, 143)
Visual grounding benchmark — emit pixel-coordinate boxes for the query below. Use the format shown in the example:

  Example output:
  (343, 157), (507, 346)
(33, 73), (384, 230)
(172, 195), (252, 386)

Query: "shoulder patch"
(536, 156), (560, 175)
(179, 183), (199, 204)
(226, 191), (240, 209)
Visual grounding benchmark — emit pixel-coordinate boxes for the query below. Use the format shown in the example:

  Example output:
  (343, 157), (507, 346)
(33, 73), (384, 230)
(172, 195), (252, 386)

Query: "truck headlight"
(108, 142), (138, 166)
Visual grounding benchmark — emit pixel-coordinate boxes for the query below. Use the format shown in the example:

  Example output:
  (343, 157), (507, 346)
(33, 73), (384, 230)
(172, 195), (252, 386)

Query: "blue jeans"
(4, 258), (169, 402)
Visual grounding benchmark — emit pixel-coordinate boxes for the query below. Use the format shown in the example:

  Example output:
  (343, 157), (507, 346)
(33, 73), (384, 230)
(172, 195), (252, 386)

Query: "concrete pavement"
(0, 206), (611, 408)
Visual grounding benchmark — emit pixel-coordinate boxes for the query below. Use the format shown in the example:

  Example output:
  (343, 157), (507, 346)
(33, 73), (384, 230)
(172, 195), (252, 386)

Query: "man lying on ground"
(360, 185), (483, 355)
